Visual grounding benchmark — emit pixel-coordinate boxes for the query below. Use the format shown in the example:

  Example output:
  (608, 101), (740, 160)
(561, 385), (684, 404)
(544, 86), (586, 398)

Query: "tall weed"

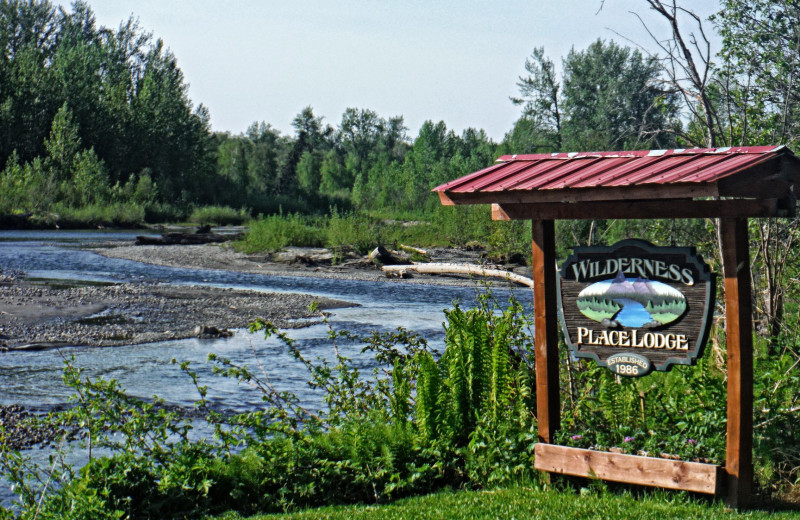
(326, 208), (383, 258)
(237, 213), (325, 253)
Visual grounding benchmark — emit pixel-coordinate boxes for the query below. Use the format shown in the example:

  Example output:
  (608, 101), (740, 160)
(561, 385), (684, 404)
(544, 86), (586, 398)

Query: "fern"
(489, 312), (511, 425)
(390, 358), (411, 430)
(415, 352), (441, 440)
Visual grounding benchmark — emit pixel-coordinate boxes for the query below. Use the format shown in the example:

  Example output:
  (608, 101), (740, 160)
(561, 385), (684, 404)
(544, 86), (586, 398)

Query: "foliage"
(712, 0), (800, 147)
(510, 39), (679, 153)
(0, 0), (211, 213)
(325, 208), (383, 257)
(557, 354), (727, 464)
(235, 214), (325, 253)
(190, 206), (251, 226)
(0, 294), (542, 518)
(235, 204), (532, 261)
(3, 285), (800, 518)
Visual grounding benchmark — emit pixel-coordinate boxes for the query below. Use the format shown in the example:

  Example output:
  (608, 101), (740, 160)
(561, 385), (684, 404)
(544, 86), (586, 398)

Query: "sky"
(51, 1), (723, 141)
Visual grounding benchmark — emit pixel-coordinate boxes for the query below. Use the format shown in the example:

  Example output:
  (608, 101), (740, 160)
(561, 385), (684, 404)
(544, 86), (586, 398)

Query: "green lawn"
(211, 487), (800, 520)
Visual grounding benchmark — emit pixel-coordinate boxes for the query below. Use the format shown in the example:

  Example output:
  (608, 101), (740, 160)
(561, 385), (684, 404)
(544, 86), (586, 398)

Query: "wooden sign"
(558, 239), (715, 376)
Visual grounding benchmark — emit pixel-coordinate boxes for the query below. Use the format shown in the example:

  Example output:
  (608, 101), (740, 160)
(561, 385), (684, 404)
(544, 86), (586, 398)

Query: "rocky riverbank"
(0, 271), (350, 351)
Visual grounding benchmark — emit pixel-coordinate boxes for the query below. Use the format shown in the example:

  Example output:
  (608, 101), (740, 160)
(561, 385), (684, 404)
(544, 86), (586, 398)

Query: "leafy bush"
(190, 205), (251, 226)
(325, 208), (384, 257)
(236, 213), (325, 253)
(3, 293), (799, 518)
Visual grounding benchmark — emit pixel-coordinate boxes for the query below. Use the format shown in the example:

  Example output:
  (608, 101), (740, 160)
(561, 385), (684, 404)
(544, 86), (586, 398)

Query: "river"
(0, 230), (530, 417)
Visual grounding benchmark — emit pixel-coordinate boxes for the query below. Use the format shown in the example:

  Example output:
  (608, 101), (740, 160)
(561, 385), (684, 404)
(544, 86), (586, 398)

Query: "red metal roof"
(433, 146), (791, 196)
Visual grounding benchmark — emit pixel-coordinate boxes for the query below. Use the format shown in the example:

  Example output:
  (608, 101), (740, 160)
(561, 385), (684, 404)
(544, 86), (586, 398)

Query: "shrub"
(5, 293), (798, 518)
(236, 213), (325, 253)
(0, 295), (540, 518)
(326, 208), (383, 257)
(190, 205), (250, 226)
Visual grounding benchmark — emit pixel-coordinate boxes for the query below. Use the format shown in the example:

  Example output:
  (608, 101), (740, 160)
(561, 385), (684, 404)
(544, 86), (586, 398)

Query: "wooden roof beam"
(442, 182), (721, 206)
(492, 197), (793, 221)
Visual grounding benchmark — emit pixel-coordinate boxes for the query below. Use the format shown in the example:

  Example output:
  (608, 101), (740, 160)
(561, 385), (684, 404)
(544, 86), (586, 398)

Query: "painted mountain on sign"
(576, 271), (687, 328)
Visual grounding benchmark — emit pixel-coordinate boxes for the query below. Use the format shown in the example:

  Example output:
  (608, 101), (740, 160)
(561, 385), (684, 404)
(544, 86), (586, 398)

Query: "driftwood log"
(397, 244), (428, 256)
(382, 262), (534, 288)
(369, 246), (410, 266)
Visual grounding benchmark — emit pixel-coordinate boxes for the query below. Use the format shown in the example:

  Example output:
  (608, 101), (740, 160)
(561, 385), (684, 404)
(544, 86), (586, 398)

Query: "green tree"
(562, 39), (677, 150)
(511, 46), (561, 151)
(69, 147), (108, 206)
(43, 102), (80, 183)
(0, 0), (216, 214)
(713, 0), (800, 147)
(245, 122), (283, 199)
(0, 0), (60, 161)
(319, 148), (349, 198)
(511, 40), (678, 152)
(296, 150), (322, 195)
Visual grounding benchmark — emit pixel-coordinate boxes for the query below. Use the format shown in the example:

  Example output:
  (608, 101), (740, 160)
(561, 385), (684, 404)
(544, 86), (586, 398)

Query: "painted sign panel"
(558, 239), (715, 376)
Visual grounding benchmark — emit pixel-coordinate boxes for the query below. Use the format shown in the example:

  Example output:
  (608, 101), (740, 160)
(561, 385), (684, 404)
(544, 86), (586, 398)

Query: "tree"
(621, 0), (800, 344)
(562, 39), (678, 150)
(511, 40), (678, 152)
(0, 0), (60, 162)
(630, 0), (719, 147)
(43, 102), (80, 183)
(511, 47), (561, 150)
(70, 147), (108, 205)
(0, 1), (213, 209)
(296, 150), (322, 194)
(292, 106), (332, 152)
(339, 107), (384, 176)
(713, 0), (800, 147)
(246, 122), (284, 198)
(319, 148), (349, 199)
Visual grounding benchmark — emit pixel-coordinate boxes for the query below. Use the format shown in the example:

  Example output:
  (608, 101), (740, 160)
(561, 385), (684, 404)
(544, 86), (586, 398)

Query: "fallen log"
(382, 263), (534, 288)
(369, 246), (410, 266)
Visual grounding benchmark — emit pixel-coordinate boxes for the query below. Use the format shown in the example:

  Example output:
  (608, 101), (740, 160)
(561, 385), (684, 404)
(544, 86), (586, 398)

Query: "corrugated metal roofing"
(433, 146), (791, 196)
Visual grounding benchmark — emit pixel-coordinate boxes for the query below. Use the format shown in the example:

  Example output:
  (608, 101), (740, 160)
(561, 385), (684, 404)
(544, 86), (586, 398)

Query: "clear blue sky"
(52, 1), (722, 141)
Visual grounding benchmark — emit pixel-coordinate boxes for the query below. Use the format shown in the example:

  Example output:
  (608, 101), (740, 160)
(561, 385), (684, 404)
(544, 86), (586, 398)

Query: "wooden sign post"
(532, 220), (560, 444)
(720, 217), (754, 507)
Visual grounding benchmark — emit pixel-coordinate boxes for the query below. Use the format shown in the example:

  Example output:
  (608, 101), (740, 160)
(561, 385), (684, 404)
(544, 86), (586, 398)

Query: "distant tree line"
(1, 0), (798, 223)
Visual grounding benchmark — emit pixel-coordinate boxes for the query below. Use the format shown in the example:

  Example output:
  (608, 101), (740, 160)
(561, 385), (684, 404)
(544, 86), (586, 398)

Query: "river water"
(0, 229), (530, 420)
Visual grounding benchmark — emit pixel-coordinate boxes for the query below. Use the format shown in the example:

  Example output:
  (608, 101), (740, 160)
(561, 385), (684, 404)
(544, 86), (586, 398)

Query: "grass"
(210, 487), (800, 520)
(36, 202), (146, 228)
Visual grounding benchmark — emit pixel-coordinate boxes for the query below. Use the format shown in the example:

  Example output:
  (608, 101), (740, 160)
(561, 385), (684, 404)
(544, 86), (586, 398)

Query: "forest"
(2, 0), (796, 229)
